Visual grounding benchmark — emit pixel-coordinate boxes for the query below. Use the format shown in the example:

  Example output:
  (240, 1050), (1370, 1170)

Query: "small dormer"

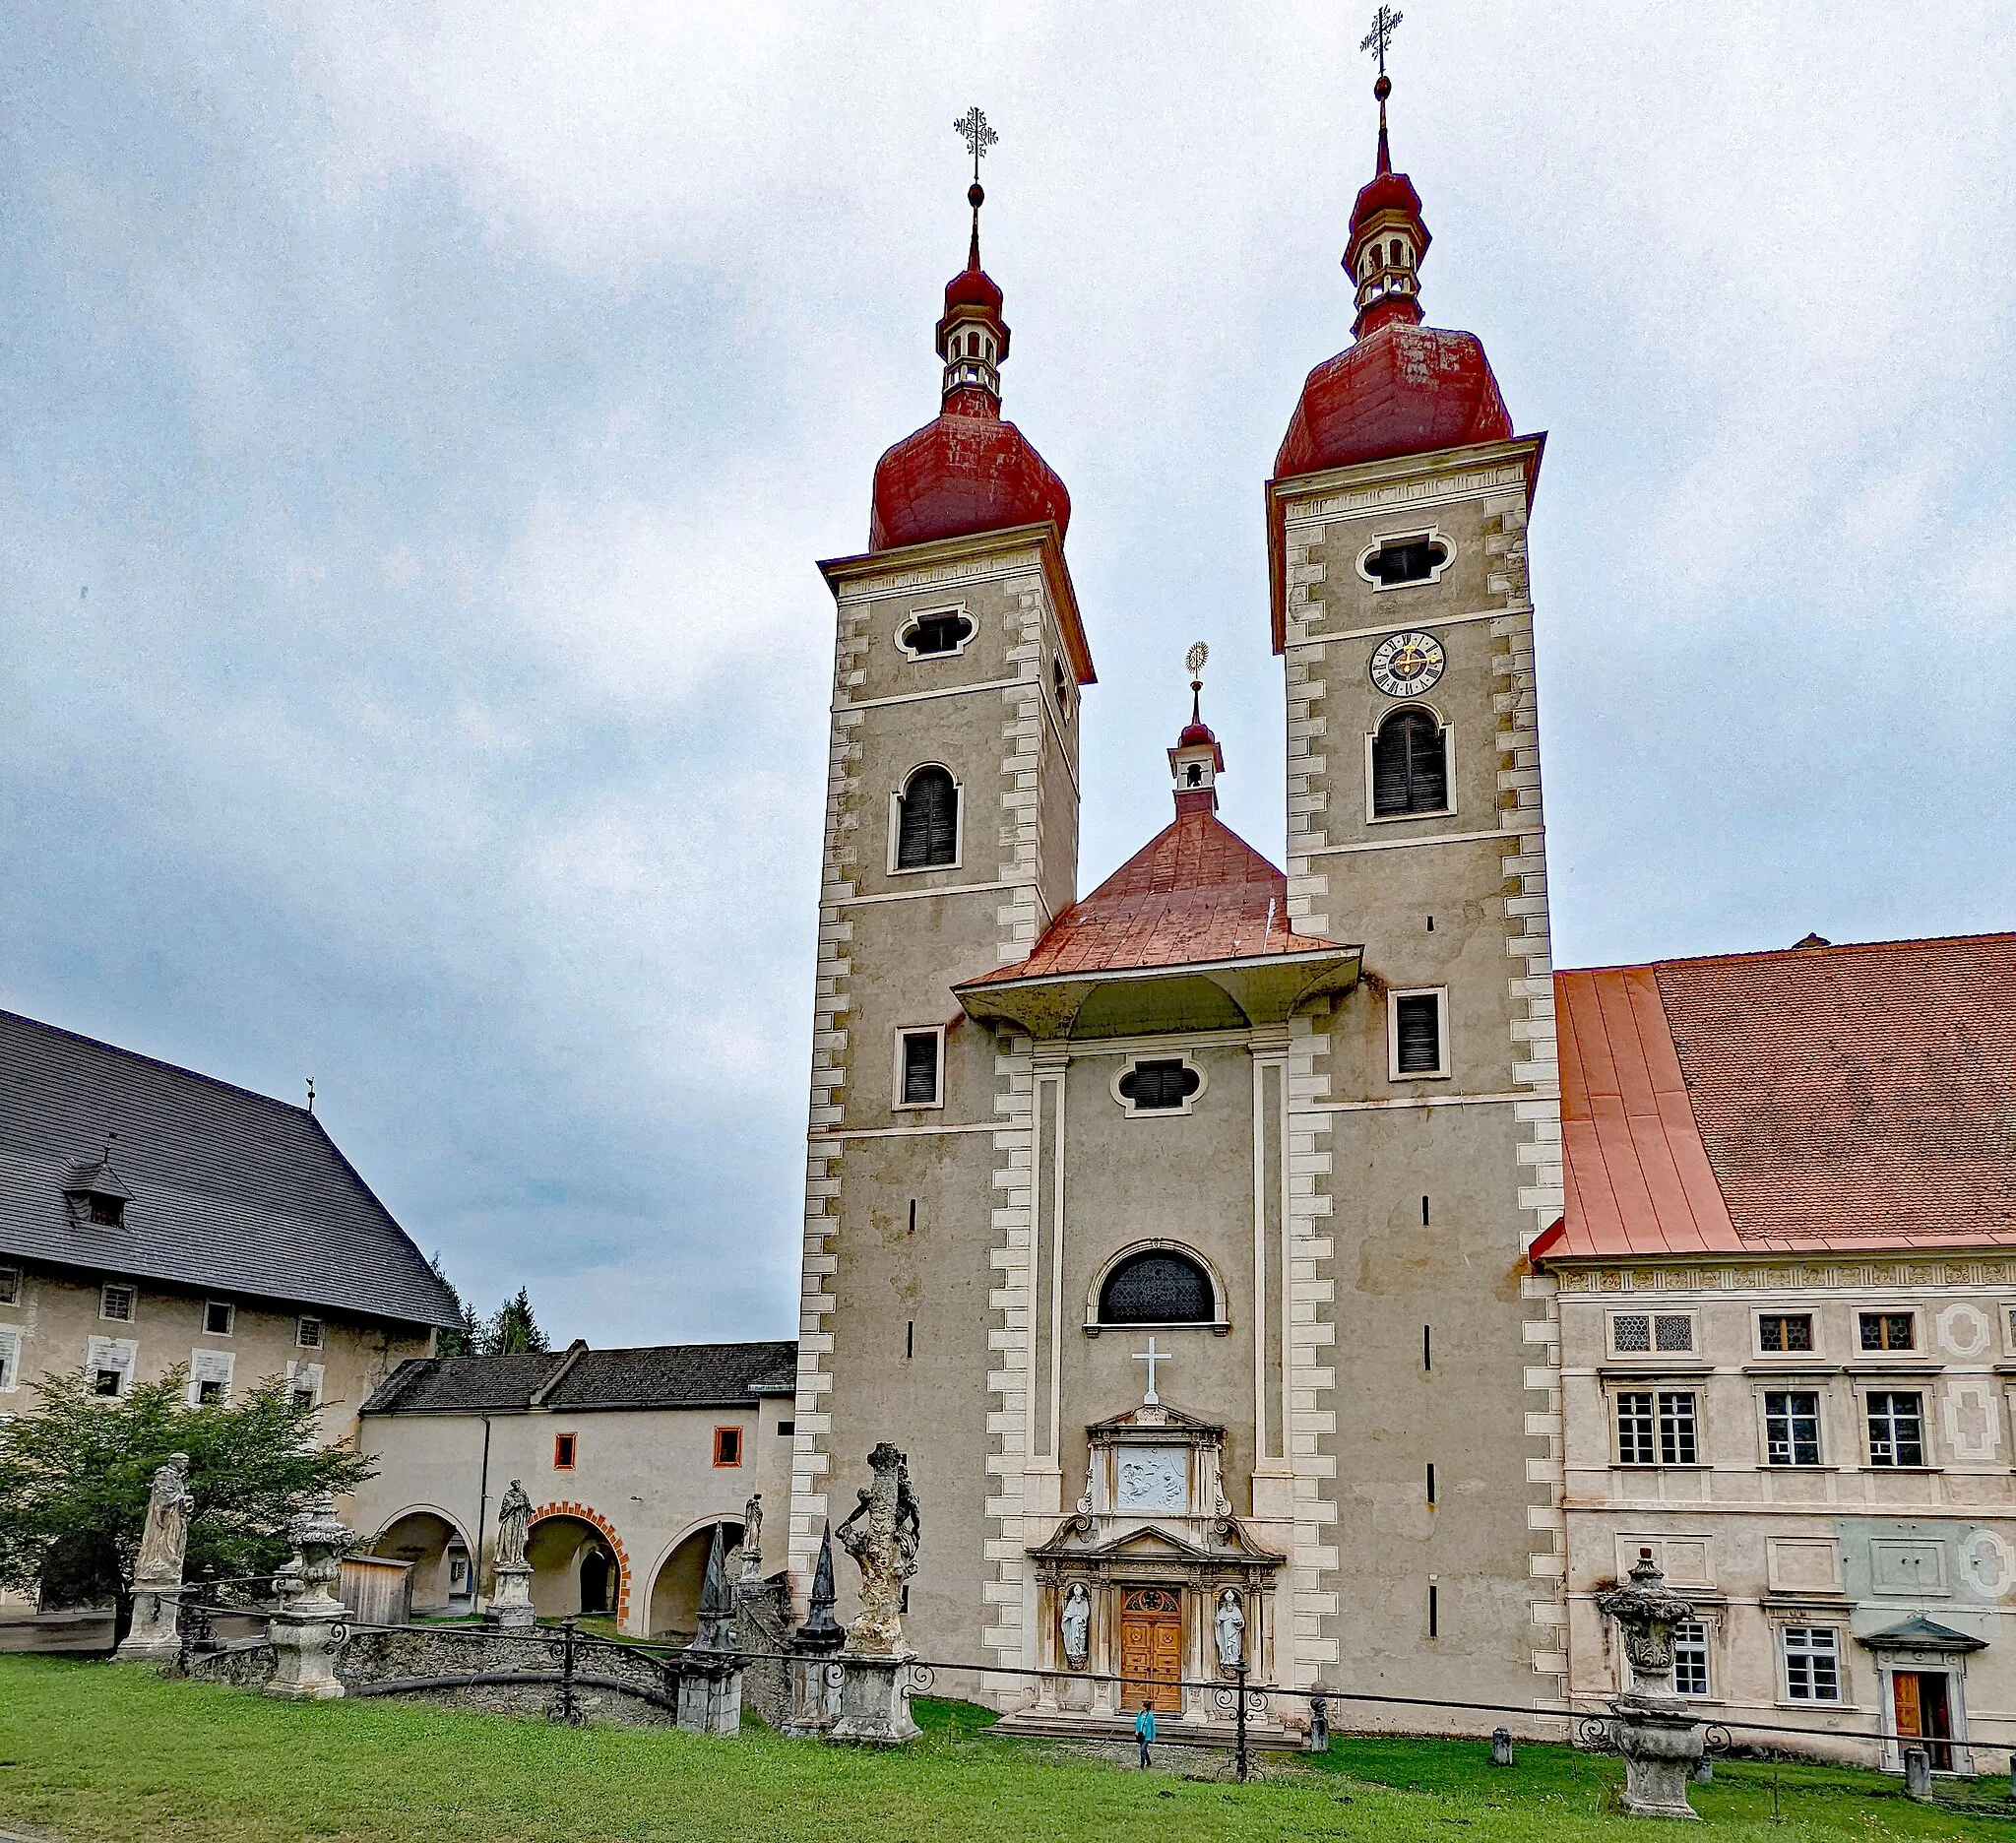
(65, 1135), (133, 1229)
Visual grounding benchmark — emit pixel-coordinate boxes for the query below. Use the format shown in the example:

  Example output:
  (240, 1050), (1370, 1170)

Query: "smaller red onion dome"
(1274, 73), (1513, 480)
(869, 185), (1070, 553)
(1177, 719), (1217, 748)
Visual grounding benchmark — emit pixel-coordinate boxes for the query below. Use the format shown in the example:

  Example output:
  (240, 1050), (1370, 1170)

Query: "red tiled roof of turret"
(1530, 933), (2016, 1262)
(970, 808), (1345, 984)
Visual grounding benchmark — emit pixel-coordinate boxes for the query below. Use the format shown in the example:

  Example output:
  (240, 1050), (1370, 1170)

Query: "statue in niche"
(1214, 1588), (1246, 1673)
(134, 1454), (192, 1587)
(1059, 1581), (1091, 1667)
(496, 1479), (533, 1571)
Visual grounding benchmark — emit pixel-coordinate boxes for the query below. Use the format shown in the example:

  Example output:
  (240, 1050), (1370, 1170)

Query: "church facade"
(788, 79), (1570, 1732)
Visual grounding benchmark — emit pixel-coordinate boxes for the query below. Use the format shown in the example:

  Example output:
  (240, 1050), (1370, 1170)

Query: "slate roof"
(0, 1008), (462, 1328)
(364, 1340), (799, 1415)
(1531, 934), (2016, 1262)
(966, 805), (1345, 985)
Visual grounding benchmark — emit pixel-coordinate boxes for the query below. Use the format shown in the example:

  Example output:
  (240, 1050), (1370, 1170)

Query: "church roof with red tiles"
(1531, 933), (2016, 1263)
(968, 807), (1343, 985)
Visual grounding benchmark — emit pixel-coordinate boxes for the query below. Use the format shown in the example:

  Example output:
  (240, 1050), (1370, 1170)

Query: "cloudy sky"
(5, 2), (2013, 1348)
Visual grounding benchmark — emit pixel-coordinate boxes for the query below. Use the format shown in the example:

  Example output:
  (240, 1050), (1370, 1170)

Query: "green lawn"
(0, 1656), (2009, 1843)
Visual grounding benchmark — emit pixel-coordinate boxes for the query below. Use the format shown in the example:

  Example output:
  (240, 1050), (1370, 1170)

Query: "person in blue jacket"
(1135, 1698), (1157, 1768)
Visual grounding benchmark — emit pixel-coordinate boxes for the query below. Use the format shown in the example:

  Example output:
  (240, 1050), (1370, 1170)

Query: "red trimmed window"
(554, 1432), (577, 1470)
(713, 1427), (743, 1468)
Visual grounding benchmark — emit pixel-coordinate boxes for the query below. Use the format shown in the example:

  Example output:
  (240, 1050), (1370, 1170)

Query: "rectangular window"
(295, 1315), (323, 1349)
(0, 1326), (21, 1392)
(895, 1028), (944, 1109)
(1782, 1627), (1841, 1702)
(554, 1432), (578, 1470)
(1616, 1391), (1656, 1465)
(1389, 989), (1448, 1079)
(1866, 1392), (1925, 1467)
(196, 1379), (224, 1405)
(287, 1361), (324, 1411)
(0, 1266), (19, 1305)
(292, 1387), (316, 1411)
(100, 1284), (135, 1322)
(1658, 1391), (1699, 1466)
(713, 1426), (743, 1468)
(93, 1366), (123, 1397)
(188, 1349), (233, 1409)
(1672, 1621), (1710, 1698)
(778, 1421), (794, 1436)
(1759, 1313), (1813, 1354)
(86, 1336), (134, 1398)
(204, 1300), (235, 1337)
(1764, 1391), (1823, 1466)
(1612, 1312), (1693, 1355)
(1859, 1311), (1915, 1353)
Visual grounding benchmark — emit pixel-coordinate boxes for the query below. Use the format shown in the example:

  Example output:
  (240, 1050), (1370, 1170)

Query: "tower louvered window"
(1372, 710), (1447, 816)
(896, 767), (959, 869)
(1393, 993), (1443, 1075)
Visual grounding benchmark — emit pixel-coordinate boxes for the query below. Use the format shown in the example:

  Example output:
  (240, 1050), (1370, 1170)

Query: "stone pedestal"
(1610, 1695), (1704, 1821)
(114, 1584), (183, 1666)
(487, 1563), (536, 1631)
(676, 1654), (744, 1737)
(1903, 1747), (1932, 1802)
(786, 1651), (845, 1737)
(830, 1652), (918, 1745)
(268, 1602), (350, 1699)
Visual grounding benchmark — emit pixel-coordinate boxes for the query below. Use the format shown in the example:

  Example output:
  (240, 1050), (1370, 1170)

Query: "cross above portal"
(1131, 1337), (1171, 1406)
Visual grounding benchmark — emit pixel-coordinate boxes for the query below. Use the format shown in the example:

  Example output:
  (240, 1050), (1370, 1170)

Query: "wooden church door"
(1118, 1587), (1183, 1713)
(1892, 1671), (1953, 1771)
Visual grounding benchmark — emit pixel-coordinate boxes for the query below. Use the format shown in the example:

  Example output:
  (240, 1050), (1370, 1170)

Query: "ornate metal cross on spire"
(1359, 4), (1403, 73)
(954, 105), (998, 183)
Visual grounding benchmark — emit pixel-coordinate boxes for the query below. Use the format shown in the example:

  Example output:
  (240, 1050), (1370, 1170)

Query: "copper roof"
(967, 807), (1344, 985)
(1534, 933), (2016, 1261)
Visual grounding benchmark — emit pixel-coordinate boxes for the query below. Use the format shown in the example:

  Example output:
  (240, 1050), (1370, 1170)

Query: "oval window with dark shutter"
(1364, 536), (1449, 586)
(1099, 1250), (1215, 1326)
(896, 766), (959, 869)
(1116, 1058), (1201, 1112)
(1371, 709), (1448, 817)
(900, 611), (974, 657)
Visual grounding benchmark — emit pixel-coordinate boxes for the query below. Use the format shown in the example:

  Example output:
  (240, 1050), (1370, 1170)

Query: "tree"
(429, 1250), (483, 1358)
(0, 1366), (374, 1609)
(485, 1287), (549, 1356)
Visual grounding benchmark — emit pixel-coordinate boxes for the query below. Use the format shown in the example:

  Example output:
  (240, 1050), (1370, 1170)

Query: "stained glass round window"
(1098, 1250), (1214, 1326)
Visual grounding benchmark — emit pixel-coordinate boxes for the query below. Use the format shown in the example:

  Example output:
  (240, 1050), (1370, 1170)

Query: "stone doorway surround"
(1862, 1615), (1985, 1776)
(1006, 1401), (1284, 1733)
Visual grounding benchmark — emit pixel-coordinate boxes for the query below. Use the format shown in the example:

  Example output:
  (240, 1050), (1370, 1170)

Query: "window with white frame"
(0, 1325), (21, 1392)
(1757, 1311), (1814, 1354)
(894, 1027), (944, 1110)
(1781, 1626), (1841, 1702)
(1615, 1391), (1656, 1465)
(1611, 1311), (1694, 1355)
(287, 1360), (324, 1411)
(1658, 1390), (1700, 1466)
(1388, 989), (1449, 1079)
(100, 1282), (136, 1322)
(189, 1349), (234, 1407)
(1858, 1310), (1916, 1353)
(892, 766), (961, 871)
(1763, 1390), (1823, 1466)
(1672, 1621), (1711, 1698)
(296, 1315), (324, 1350)
(204, 1300), (235, 1337)
(896, 607), (974, 659)
(1112, 1054), (1205, 1116)
(1866, 1391), (1925, 1467)
(86, 1335), (136, 1398)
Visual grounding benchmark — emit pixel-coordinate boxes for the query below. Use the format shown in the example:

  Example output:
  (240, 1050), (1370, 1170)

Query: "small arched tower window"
(1371, 709), (1448, 817)
(1098, 1248), (1215, 1326)
(896, 766), (959, 869)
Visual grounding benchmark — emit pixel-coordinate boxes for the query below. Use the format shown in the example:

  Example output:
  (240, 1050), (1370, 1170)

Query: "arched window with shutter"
(894, 765), (960, 870)
(1370, 708), (1449, 817)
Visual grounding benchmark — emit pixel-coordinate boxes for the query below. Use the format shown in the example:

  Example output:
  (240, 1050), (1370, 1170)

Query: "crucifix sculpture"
(1359, 4), (1403, 72)
(1131, 1336), (1170, 1406)
(953, 105), (998, 183)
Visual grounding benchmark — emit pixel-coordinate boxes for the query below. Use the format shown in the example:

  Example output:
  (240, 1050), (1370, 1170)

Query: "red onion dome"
(868, 198), (1070, 552)
(1177, 718), (1217, 748)
(1275, 78), (1513, 480)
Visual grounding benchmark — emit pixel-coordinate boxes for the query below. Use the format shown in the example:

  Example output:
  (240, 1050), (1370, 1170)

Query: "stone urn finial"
(1594, 1549), (1706, 1818)
(1596, 1548), (1695, 1699)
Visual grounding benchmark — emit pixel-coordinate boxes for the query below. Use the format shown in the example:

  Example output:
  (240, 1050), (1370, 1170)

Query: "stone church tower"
(791, 72), (1565, 1727)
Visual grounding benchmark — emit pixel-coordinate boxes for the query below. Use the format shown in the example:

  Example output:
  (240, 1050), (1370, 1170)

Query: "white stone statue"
(740, 1491), (764, 1582)
(1059, 1582), (1091, 1668)
(1214, 1588), (1246, 1673)
(133, 1454), (192, 1587)
(495, 1479), (532, 1570)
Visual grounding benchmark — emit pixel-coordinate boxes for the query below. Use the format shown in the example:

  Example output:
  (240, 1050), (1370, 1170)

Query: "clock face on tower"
(1369, 630), (1446, 699)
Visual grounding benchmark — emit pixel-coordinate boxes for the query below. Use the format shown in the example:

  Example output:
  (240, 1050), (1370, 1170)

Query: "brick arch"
(531, 1499), (633, 1625)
